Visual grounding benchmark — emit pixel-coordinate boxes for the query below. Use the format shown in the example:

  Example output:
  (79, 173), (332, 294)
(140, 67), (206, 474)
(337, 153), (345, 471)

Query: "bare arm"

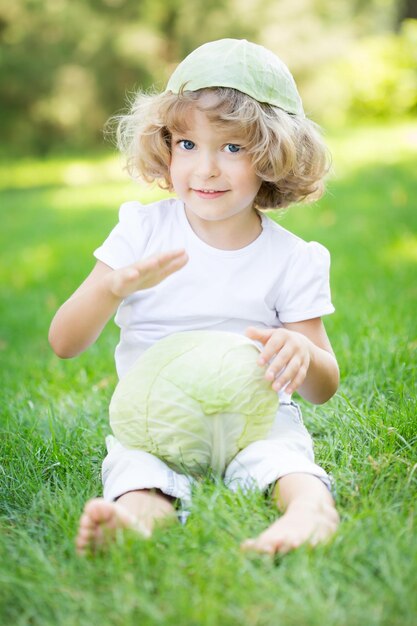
(246, 318), (339, 405)
(49, 249), (188, 358)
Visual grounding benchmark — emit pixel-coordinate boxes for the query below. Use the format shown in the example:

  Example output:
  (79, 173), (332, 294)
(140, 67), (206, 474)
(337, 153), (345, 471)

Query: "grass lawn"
(1, 120), (416, 626)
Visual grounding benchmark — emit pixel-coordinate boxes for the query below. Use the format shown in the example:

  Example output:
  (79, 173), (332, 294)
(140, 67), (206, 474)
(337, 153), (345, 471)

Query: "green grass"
(1, 120), (417, 625)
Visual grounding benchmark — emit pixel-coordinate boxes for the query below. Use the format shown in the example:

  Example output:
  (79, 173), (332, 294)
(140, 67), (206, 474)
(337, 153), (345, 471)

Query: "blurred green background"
(1, 5), (417, 625)
(1, 0), (416, 156)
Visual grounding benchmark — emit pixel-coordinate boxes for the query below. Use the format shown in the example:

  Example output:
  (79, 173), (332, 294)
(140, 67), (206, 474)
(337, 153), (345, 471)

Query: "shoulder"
(262, 213), (331, 265)
(118, 197), (181, 228)
(94, 198), (183, 268)
(263, 215), (335, 321)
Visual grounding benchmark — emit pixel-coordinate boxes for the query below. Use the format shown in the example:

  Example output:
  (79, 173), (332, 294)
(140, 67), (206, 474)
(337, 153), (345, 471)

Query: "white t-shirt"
(94, 198), (335, 380)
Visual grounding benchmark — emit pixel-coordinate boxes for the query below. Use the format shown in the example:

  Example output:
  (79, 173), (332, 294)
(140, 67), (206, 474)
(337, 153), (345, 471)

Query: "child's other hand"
(107, 249), (188, 299)
(245, 327), (312, 395)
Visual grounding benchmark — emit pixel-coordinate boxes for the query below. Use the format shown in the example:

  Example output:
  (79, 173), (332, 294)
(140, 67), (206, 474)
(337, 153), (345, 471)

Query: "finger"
(265, 347), (297, 380)
(164, 251), (189, 271)
(136, 250), (188, 278)
(271, 357), (306, 392)
(154, 253), (189, 280)
(134, 249), (187, 273)
(258, 332), (287, 366)
(154, 249), (188, 267)
(284, 364), (308, 394)
(245, 327), (275, 346)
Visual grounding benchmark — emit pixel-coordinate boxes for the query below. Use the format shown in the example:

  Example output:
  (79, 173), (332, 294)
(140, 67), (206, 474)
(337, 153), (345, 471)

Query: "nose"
(195, 150), (220, 179)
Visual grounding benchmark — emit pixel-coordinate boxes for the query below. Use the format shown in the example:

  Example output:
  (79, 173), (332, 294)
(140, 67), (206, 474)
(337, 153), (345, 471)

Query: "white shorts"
(102, 402), (331, 512)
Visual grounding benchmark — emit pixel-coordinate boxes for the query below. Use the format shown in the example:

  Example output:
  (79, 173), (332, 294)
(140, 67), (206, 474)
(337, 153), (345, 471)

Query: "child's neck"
(184, 207), (263, 251)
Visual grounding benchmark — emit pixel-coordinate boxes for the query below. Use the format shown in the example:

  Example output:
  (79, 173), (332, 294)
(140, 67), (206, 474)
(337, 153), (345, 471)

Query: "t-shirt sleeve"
(93, 202), (151, 269)
(277, 241), (335, 323)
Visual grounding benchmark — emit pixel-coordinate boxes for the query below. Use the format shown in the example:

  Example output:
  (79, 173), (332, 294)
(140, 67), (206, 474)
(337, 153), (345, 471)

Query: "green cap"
(165, 38), (304, 116)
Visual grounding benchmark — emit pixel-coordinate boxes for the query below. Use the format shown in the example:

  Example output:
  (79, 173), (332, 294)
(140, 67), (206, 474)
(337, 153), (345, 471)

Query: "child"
(49, 39), (340, 555)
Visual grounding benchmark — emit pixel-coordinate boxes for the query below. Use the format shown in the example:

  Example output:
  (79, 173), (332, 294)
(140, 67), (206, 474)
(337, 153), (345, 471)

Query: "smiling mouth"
(192, 188), (228, 200)
(194, 188), (227, 193)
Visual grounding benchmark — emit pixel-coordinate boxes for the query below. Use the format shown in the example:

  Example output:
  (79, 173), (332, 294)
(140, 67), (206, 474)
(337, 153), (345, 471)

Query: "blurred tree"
(0, 0), (414, 155)
(304, 19), (417, 125)
(400, 0), (417, 20)
(0, 0), (270, 154)
(0, 0), (156, 153)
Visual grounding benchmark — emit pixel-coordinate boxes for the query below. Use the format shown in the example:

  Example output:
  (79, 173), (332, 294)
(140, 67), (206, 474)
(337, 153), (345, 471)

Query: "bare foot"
(241, 500), (339, 555)
(76, 498), (152, 555)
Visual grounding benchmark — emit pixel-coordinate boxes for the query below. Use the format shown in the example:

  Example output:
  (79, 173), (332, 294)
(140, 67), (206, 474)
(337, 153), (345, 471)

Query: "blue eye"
(179, 140), (195, 150)
(225, 144), (241, 153)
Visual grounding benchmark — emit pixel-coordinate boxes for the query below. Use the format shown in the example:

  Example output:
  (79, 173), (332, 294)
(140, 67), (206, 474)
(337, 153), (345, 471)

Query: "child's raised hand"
(245, 326), (313, 395)
(107, 249), (188, 299)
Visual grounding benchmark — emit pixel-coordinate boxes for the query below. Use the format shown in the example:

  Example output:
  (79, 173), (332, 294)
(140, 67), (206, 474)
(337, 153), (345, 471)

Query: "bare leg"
(241, 473), (339, 555)
(76, 489), (177, 554)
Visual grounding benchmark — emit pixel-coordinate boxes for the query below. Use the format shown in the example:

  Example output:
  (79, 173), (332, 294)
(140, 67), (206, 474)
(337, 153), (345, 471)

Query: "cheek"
(170, 153), (184, 174)
(168, 157), (178, 181)
(249, 167), (263, 192)
(168, 160), (186, 193)
(233, 159), (261, 189)
(240, 170), (262, 196)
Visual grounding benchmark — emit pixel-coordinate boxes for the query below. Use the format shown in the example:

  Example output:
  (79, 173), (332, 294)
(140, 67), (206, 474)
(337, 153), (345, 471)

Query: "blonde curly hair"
(114, 87), (330, 210)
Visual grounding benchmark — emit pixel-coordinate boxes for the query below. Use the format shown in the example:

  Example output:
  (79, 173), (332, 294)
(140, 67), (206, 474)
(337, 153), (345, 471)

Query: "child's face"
(169, 100), (262, 229)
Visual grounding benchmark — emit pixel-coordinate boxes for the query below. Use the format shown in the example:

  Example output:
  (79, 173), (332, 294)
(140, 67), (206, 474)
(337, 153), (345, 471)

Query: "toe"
(78, 512), (95, 531)
(75, 533), (88, 555)
(84, 499), (113, 524)
(240, 538), (256, 551)
(241, 538), (275, 554)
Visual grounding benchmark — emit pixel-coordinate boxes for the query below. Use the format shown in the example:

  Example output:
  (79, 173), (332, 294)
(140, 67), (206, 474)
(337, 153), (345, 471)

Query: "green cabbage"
(109, 331), (279, 476)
